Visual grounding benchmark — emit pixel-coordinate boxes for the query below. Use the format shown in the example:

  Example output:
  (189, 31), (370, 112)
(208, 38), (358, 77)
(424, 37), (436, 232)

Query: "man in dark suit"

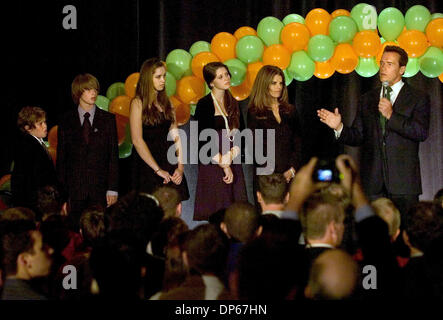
(317, 46), (430, 219)
(57, 73), (119, 228)
(11, 106), (58, 214)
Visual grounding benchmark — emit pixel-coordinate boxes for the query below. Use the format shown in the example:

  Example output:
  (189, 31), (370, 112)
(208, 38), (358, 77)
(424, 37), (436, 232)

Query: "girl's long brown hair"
(203, 62), (239, 129)
(135, 57), (175, 126)
(248, 65), (291, 116)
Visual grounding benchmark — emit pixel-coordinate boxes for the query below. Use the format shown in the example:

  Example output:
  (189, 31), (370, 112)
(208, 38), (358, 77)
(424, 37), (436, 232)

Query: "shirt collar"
(78, 105), (96, 119)
(390, 79), (404, 96)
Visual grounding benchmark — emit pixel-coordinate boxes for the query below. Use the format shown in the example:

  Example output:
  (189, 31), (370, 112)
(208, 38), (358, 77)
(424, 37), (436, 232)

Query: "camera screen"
(317, 169), (333, 181)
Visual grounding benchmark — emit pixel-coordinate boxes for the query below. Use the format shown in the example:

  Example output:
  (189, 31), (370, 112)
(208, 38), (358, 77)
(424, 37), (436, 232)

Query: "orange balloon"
(230, 81), (251, 101)
(48, 125), (58, 148)
(352, 30), (381, 58)
(211, 32), (237, 62)
(124, 72), (140, 98)
(305, 8), (331, 36)
(169, 95), (183, 108)
(176, 76), (205, 105)
(376, 41), (399, 66)
(331, 9), (350, 19)
(426, 18), (443, 48)
(174, 102), (191, 126)
(331, 43), (359, 74)
(115, 113), (129, 145)
(109, 95), (132, 117)
(439, 72), (443, 83)
(191, 52), (220, 79)
(245, 62), (264, 89)
(281, 23), (311, 52)
(262, 45), (291, 69)
(48, 147), (57, 166)
(234, 26), (257, 40)
(315, 60), (335, 79)
(398, 30), (429, 58)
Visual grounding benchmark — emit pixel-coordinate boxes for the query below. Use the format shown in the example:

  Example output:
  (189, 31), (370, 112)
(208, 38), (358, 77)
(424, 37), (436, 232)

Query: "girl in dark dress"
(130, 58), (189, 201)
(193, 62), (247, 221)
(247, 65), (301, 183)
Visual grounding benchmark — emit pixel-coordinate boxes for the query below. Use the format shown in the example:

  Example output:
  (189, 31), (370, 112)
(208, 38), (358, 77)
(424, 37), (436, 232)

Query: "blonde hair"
(371, 198), (401, 238)
(17, 106), (46, 133)
(248, 65), (291, 115)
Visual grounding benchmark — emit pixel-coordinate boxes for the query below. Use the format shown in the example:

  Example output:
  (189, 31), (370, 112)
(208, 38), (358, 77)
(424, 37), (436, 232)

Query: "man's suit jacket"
(339, 82), (430, 196)
(56, 107), (119, 203)
(11, 131), (58, 209)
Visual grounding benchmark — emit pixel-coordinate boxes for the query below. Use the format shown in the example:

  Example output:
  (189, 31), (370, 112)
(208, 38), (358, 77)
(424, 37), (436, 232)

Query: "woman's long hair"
(248, 65), (291, 116)
(203, 62), (239, 129)
(134, 58), (175, 126)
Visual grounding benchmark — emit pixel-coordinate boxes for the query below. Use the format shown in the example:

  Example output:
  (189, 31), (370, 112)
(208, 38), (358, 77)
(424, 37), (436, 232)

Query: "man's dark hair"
(384, 45), (408, 67)
(224, 202), (259, 243)
(80, 207), (105, 247)
(405, 201), (443, 252)
(257, 173), (288, 204)
(0, 219), (37, 275)
(36, 185), (63, 221)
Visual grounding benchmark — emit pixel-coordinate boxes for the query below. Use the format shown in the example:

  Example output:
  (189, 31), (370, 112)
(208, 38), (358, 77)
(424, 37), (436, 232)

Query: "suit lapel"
(392, 82), (411, 115)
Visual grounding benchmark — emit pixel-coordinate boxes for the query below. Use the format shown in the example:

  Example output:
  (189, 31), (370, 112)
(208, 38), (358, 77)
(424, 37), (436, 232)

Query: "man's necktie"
(380, 86), (392, 136)
(82, 112), (92, 144)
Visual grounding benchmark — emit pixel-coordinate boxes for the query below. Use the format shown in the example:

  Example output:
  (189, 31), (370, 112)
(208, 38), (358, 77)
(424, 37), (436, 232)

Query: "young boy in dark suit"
(57, 73), (119, 229)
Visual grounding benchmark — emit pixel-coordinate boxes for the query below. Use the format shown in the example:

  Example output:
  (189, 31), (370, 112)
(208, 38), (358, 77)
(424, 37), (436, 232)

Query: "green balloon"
(307, 35), (335, 62)
(419, 46), (443, 78)
(106, 82), (125, 101)
(236, 35), (264, 64)
(431, 13), (443, 20)
(257, 16), (284, 46)
(165, 71), (176, 97)
(283, 14), (305, 25)
(329, 16), (358, 43)
(166, 49), (192, 80)
(118, 141), (132, 159)
(405, 5), (431, 32)
(190, 104), (197, 116)
(287, 51), (315, 81)
(378, 7), (405, 41)
(403, 58), (420, 78)
(355, 57), (379, 77)
(224, 58), (247, 86)
(95, 95), (110, 111)
(205, 83), (211, 95)
(124, 122), (132, 144)
(283, 68), (293, 86)
(189, 41), (211, 57)
(351, 3), (378, 31)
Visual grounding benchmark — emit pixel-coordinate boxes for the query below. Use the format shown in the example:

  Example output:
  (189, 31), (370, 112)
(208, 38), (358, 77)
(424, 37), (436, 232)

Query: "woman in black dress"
(129, 58), (189, 201)
(193, 62), (247, 221)
(247, 65), (301, 182)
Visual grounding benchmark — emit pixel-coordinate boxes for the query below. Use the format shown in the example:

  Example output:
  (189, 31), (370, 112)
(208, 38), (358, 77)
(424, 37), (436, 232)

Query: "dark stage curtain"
(3, 0), (442, 204)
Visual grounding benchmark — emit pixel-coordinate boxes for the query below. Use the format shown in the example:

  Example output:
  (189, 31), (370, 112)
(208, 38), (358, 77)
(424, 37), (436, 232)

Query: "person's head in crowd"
(39, 215), (72, 269)
(106, 190), (164, 248)
(1, 220), (53, 281)
(153, 186), (182, 219)
(403, 201), (443, 256)
(236, 236), (308, 300)
(305, 249), (358, 300)
(135, 57), (175, 126)
(71, 73), (100, 106)
(182, 224), (228, 279)
(221, 202), (261, 243)
(89, 232), (146, 300)
(319, 183), (352, 211)
(17, 106), (47, 138)
(249, 65), (291, 115)
(79, 206), (105, 248)
(256, 173), (289, 213)
(300, 193), (345, 248)
(434, 188), (443, 209)
(371, 197), (401, 242)
(149, 217), (188, 259)
(203, 61), (239, 129)
(36, 185), (66, 221)
(258, 215), (302, 247)
(0, 207), (36, 222)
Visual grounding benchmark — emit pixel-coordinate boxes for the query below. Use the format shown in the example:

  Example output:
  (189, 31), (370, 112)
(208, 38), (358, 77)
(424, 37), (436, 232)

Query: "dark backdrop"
(2, 0), (442, 201)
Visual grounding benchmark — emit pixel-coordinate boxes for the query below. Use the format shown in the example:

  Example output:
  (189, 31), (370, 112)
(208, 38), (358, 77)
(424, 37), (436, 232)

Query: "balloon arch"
(49, 4), (443, 159)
